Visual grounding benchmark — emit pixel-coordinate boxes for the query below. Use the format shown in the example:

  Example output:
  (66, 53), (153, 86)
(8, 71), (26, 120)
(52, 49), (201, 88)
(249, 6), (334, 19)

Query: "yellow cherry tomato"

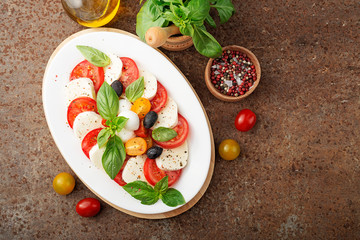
(219, 139), (240, 160)
(53, 172), (75, 195)
(131, 97), (151, 119)
(144, 135), (153, 150)
(125, 137), (147, 156)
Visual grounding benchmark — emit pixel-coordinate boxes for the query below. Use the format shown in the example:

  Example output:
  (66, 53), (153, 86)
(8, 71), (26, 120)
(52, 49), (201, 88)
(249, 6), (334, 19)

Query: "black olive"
(143, 111), (158, 129)
(111, 80), (123, 97)
(147, 146), (163, 159)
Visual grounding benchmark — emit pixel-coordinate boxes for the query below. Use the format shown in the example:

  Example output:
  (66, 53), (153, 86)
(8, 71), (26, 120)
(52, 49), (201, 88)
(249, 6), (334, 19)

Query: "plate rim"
(42, 28), (215, 219)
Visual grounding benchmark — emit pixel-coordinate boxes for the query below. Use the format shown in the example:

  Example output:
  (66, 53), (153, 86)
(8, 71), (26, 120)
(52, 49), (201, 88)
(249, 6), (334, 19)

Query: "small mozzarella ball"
(118, 98), (132, 114)
(116, 128), (136, 143)
(118, 110), (139, 131)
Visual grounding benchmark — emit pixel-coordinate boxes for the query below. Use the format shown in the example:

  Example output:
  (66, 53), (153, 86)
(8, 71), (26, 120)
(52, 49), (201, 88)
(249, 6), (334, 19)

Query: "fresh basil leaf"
(211, 0), (235, 24)
(160, 188), (186, 207)
(205, 13), (216, 27)
(154, 176), (168, 194)
(97, 82), (119, 120)
(152, 127), (178, 142)
(186, 0), (210, 22)
(136, 0), (169, 41)
(125, 76), (145, 102)
(97, 128), (111, 148)
(102, 135), (125, 179)
(191, 24), (222, 58)
(123, 181), (159, 205)
(112, 116), (128, 132)
(179, 22), (194, 36)
(163, 11), (179, 23)
(163, 0), (183, 4)
(180, 5), (190, 17)
(76, 45), (110, 67)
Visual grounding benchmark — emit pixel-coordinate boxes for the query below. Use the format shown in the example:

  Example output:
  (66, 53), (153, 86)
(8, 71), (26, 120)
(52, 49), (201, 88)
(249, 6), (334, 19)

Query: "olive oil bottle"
(61, 0), (120, 27)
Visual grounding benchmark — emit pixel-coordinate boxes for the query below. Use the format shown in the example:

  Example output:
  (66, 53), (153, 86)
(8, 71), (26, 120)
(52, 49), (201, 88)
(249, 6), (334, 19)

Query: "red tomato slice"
(119, 57), (139, 88)
(114, 158), (129, 187)
(81, 128), (102, 158)
(134, 120), (148, 138)
(70, 60), (104, 93)
(143, 158), (182, 187)
(154, 114), (189, 149)
(67, 97), (97, 128)
(150, 81), (168, 113)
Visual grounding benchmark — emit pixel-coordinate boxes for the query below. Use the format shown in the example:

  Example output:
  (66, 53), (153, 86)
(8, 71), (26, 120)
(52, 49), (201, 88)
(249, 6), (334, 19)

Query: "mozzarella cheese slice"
(156, 141), (188, 171)
(118, 110), (139, 131)
(73, 111), (103, 140)
(140, 70), (157, 100)
(89, 144), (105, 170)
(116, 128), (136, 143)
(122, 155), (147, 183)
(152, 97), (178, 129)
(118, 98), (132, 114)
(104, 54), (123, 85)
(65, 78), (96, 106)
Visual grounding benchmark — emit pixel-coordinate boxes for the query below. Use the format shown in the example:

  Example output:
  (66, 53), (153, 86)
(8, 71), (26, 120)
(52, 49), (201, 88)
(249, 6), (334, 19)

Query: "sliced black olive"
(146, 146), (163, 159)
(111, 80), (123, 97)
(143, 111), (158, 129)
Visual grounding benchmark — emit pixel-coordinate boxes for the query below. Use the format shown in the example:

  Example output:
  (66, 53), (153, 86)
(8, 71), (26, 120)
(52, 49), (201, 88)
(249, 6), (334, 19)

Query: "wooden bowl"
(205, 45), (261, 102)
(162, 35), (193, 51)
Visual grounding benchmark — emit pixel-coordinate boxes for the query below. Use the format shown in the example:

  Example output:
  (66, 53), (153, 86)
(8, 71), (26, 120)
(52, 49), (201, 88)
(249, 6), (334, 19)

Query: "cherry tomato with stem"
(235, 109), (256, 132)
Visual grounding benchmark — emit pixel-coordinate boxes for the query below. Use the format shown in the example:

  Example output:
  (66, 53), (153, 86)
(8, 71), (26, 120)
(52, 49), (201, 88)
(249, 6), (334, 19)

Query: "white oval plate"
(42, 28), (214, 218)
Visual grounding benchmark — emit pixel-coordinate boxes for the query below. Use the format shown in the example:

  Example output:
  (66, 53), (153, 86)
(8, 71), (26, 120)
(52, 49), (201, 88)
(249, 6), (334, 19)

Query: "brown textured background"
(1, 0), (359, 239)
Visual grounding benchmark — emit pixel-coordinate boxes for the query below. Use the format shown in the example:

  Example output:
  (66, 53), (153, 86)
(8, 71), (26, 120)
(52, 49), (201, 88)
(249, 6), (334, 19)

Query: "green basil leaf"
(125, 76), (145, 102)
(123, 181), (159, 205)
(163, 0), (183, 4)
(136, 0), (169, 41)
(160, 188), (186, 207)
(191, 24), (222, 58)
(102, 135), (125, 179)
(154, 176), (168, 194)
(97, 128), (111, 148)
(211, 0), (235, 24)
(76, 45), (110, 67)
(112, 116), (128, 132)
(205, 13), (216, 28)
(186, 0), (210, 22)
(152, 127), (178, 142)
(97, 82), (119, 120)
(179, 22), (194, 36)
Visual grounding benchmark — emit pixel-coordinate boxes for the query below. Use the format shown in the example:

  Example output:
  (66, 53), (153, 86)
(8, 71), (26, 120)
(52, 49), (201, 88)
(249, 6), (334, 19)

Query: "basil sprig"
(96, 82), (128, 179)
(136, 0), (235, 58)
(76, 45), (111, 67)
(152, 127), (178, 142)
(125, 76), (145, 102)
(123, 176), (185, 207)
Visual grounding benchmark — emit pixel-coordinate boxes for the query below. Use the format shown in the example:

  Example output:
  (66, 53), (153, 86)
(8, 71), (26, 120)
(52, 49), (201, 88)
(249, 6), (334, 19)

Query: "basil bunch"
(123, 176), (185, 207)
(136, 0), (235, 58)
(96, 82), (128, 179)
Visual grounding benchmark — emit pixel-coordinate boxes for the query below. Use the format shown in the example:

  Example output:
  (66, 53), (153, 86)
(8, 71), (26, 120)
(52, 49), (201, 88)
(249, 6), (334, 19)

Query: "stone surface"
(1, 0), (359, 239)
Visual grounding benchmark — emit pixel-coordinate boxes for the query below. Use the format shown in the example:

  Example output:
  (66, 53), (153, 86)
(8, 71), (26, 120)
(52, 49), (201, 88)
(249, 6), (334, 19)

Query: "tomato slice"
(125, 137), (147, 156)
(70, 60), (104, 93)
(67, 97), (97, 128)
(134, 120), (148, 138)
(119, 57), (139, 88)
(150, 81), (168, 113)
(114, 158), (129, 187)
(154, 114), (189, 149)
(143, 158), (182, 187)
(81, 128), (102, 158)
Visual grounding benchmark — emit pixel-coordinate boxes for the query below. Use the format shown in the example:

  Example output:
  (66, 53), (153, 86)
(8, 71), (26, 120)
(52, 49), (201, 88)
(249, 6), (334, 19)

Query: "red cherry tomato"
(70, 60), (104, 93)
(143, 158), (182, 187)
(119, 57), (139, 88)
(150, 81), (168, 113)
(154, 114), (189, 149)
(76, 198), (101, 217)
(134, 120), (148, 138)
(81, 128), (102, 158)
(67, 97), (97, 128)
(114, 158), (129, 186)
(235, 109), (256, 132)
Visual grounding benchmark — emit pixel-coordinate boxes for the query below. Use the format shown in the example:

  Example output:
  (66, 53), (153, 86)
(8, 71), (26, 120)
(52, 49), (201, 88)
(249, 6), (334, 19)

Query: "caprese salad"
(65, 45), (189, 207)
